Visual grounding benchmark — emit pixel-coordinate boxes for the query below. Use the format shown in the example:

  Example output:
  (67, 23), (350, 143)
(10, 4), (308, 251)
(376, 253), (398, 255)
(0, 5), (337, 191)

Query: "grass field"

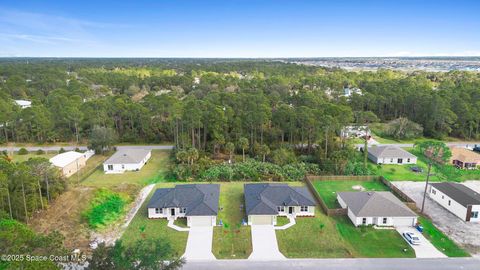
(121, 182), (188, 256)
(418, 217), (470, 257)
(10, 153), (55, 162)
(313, 180), (390, 208)
(81, 150), (171, 187)
(69, 154), (108, 183)
(212, 182), (252, 259)
(334, 217), (415, 258)
(276, 209), (352, 258)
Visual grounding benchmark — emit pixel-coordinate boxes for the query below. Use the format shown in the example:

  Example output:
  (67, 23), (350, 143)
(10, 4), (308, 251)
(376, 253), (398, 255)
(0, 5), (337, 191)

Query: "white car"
(403, 232), (421, 245)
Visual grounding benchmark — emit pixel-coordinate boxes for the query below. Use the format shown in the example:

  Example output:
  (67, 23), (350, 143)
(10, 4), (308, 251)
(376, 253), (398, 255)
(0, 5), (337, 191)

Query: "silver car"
(403, 232), (421, 245)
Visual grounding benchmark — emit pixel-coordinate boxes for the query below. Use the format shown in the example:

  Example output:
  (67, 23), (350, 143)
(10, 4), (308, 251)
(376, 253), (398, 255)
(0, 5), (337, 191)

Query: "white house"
(343, 87), (363, 97)
(147, 184), (219, 227)
(341, 125), (370, 139)
(14, 100), (32, 109)
(50, 150), (94, 177)
(367, 145), (417, 165)
(337, 191), (418, 227)
(103, 149), (151, 174)
(428, 182), (480, 222)
(244, 183), (316, 225)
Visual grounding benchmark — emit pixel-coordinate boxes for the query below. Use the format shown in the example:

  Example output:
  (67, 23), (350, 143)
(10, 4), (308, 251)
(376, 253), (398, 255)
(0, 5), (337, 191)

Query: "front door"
(288, 207), (293, 214)
(171, 208), (175, 216)
(398, 158), (403, 164)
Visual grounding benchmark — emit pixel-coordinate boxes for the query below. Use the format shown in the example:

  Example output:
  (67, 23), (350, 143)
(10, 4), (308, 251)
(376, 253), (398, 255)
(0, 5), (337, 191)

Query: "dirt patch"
(30, 186), (96, 251)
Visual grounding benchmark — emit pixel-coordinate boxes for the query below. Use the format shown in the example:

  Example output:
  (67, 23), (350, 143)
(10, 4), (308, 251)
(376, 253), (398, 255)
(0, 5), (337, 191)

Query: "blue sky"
(0, 0), (479, 57)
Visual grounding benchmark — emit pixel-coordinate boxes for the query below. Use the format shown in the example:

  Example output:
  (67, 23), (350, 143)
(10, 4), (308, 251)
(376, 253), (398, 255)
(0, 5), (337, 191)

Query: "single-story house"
(147, 184), (220, 227)
(244, 183), (316, 225)
(428, 182), (480, 222)
(450, 147), (480, 170)
(50, 151), (92, 177)
(340, 125), (370, 139)
(103, 149), (151, 174)
(367, 145), (417, 165)
(14, 100), (32, 109)
(337, 191), (417, 227)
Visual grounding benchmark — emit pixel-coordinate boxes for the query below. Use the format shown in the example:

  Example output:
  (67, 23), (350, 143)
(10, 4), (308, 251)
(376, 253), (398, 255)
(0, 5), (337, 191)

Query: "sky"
(0, 0), (479, 58)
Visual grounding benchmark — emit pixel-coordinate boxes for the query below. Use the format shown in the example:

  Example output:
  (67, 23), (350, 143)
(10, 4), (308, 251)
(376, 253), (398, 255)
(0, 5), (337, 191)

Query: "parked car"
(410, 166), (423, 173)
(403, 232), (421, 245)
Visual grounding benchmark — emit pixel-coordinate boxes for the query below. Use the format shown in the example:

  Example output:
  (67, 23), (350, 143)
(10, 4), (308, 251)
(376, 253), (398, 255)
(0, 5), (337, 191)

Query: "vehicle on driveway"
(403, 231), (421, 245)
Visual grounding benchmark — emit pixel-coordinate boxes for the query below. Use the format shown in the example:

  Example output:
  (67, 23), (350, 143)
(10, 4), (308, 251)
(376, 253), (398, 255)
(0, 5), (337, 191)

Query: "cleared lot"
(392, 181), (479, 255)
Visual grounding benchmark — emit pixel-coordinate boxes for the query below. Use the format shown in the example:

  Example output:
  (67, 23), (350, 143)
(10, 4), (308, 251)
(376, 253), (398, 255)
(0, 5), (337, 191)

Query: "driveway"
(249, 225), (286, 260)
(396, 226), (446, 258)
(183, 226), (215, 261)
(392, 181), (480, 255)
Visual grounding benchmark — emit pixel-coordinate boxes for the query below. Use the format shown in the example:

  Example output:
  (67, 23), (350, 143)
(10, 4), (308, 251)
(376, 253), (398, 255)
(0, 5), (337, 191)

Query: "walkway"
(274, 216), (296, 230)
(249, 225), (286, 260)
(167, 219), (190, 232)
(396, 227), (446, 258)
(183, 226), (216, 261)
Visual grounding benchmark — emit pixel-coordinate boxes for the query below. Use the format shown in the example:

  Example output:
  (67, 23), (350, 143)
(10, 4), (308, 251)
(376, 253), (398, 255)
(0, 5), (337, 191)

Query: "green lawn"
(10, 153), (55, 163)
(69, 154), (108, 183)
(276, 209), (352, 258)
(418, 217), (470, 257)
(212, 183), (252, 259)
(276, 216), (290, 226)
(81, 150), (170, 187)
(334, 217), (415, 258)
(121, 182), (188, 256)
(313, 180), (389, 208)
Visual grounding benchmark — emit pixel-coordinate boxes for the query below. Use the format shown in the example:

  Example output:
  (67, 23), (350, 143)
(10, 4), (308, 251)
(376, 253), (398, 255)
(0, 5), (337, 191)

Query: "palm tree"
(225, 142), (235, 163)
(238, 137), (249, 162)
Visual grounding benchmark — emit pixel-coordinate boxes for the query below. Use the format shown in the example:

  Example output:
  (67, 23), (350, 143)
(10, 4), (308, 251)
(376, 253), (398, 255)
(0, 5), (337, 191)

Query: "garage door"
(250, 215), (274, 225)
(393, 217), (415, 227)
(189, 216), (212, 227)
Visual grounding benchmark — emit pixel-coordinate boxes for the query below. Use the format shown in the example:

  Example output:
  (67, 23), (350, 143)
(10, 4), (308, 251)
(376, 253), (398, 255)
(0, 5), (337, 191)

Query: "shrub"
(271, 148), (297, 166)
(59, 147), (66, 154)
(82, 189), (129, 229)
(36, 149), (45, 155)
(18, 148), (28, 155)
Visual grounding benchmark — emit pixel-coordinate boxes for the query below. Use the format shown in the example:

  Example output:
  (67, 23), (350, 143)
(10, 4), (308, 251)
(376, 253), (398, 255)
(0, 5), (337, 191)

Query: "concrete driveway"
(396, 227), (446, 258)
(183, 226), (216, 261)
(249, 225), (286, 260)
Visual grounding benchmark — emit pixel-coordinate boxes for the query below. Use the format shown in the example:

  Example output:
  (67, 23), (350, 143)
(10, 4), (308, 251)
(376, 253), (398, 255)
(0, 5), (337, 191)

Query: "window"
(277, 206), (284, 212)
(432, 189), (436, 195)
(472, 211), (479, 218)
(390, 158), (394, 163)
(155, 208), (162, 214)
(108, 165), (113, 170)
(442, 195), (444, 199)
(383, 217), (388, 224)
(407, 158), (411, 162)
(362, 218), (367, 225)
(300, 206), (308, 212)
(180, 207), (186, 214)
(121, 164), (125, 169)
(448, 200), (451, 206)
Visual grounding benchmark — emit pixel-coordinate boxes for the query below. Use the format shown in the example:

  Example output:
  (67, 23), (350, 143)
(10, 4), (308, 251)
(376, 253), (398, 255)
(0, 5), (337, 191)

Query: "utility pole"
(421, 162), (432, 213)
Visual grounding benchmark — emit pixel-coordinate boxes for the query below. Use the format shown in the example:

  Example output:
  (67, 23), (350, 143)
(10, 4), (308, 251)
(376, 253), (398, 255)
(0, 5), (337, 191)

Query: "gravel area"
(392, 181), (480, 255)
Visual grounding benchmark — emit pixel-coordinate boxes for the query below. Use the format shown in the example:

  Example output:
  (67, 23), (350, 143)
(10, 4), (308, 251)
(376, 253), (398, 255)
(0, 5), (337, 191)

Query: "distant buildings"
(450, 147), (480, 170)
(103, 149), (151, 174)
(341, 125), (370, 139)
(14, 100), (32, 109)
(343, 87), (363, 97)
(367, 145), (417, 165)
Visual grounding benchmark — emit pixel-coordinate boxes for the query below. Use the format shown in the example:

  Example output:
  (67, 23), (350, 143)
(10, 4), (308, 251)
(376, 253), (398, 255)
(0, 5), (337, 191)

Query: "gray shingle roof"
(104, 149), (151, 164)
(368, 145), (416, 159)
(147, 184), (220, 216)
(337, 191), (417, 217)
(244, 183), (316, 215)
(430, 182), (480, 207)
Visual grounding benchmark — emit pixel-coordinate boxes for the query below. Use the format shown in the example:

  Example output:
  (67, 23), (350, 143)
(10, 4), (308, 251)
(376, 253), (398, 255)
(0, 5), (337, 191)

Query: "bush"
(82, 189), (129, 229)
(36, 149), (45, 155)
(271, 148), (297, 166)
(59, 147), (66, 154)
(18, 148), (28, 155)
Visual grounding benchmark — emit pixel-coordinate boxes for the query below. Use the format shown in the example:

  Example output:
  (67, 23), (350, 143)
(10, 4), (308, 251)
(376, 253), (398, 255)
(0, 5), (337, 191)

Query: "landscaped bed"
(313, 179), (389, 208)
(212, 182), (252, 259)
(334, 217), (415, 258)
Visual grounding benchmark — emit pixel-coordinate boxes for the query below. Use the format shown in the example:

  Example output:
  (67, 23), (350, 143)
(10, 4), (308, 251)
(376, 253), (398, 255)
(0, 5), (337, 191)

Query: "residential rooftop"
(338, 191), (417, 217)
(430, 182), (480, 207)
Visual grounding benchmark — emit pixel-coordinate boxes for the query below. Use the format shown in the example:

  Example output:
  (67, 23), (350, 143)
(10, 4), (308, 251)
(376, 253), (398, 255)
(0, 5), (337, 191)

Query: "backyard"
(81, 150), (170, 187)
(212, 182), (252, 259)
(120, 182), (188, 256)
(313, 179), (390, 208)
(334, 217), (415, 258)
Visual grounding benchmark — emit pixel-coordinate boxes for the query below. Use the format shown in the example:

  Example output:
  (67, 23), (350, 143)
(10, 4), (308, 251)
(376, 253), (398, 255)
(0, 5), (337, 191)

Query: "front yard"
(418, 217), (470, 257)
(212, 183), (252, 259)
(334, 217), (415, 258)
(313, 179), (389, 208)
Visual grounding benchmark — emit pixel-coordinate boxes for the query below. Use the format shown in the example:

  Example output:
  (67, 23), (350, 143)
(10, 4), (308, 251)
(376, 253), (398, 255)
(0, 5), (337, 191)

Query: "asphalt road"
(0, 144), (174, 152)
(354, 141), (480, 149)
(183, 258), (480, 270)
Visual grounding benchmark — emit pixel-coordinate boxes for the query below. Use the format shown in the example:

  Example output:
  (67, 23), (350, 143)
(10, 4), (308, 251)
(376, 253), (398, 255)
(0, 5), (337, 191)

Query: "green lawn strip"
(173, 218), (188, 228)
(313, 180), (389, 208)
(276, 209), (352, 258)
(10, 153), (55, 163)
(212, 182), (252, 259)
(276, 216), (290, 226)
(81, 150), (170, 187)
(418, 217), (470, 257)
(121, 182), (188, 257)
(334, 216), (415, 258)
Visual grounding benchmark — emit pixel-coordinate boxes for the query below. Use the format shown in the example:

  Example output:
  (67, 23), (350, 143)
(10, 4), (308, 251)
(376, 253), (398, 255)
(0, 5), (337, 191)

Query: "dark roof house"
(147, 184), (220, 216)
(337, 191), (416, 217)
(430, 182), (480, 207)
(244, 183), (316, 215)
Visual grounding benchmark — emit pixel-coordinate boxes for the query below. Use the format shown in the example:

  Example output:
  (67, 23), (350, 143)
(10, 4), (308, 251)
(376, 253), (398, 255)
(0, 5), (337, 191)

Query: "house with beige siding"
(244, 183), (316, 225)
(49, 151), (91, 177)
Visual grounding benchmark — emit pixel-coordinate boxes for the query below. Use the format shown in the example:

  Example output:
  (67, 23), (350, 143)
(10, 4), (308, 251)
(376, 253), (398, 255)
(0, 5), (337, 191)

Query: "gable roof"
(49, 151), (84, 168)
(337, 191), (417, 217)
(104, 149), (151, 165)
(147, 184), (220, 216)
(430, 182), (480, 207)
(244, 183), (316, 215)
(368, 145), (416, 159)
(450, 147), (480, 164)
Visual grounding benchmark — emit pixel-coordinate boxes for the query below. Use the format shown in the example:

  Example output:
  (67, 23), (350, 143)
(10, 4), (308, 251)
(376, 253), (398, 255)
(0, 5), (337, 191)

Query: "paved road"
(355, 141), (480, 149)
(249, 225), (285, 260)
(182, 257), (480, 270)
(0, 144), (174, 152)
(183, 226), (215, 261)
